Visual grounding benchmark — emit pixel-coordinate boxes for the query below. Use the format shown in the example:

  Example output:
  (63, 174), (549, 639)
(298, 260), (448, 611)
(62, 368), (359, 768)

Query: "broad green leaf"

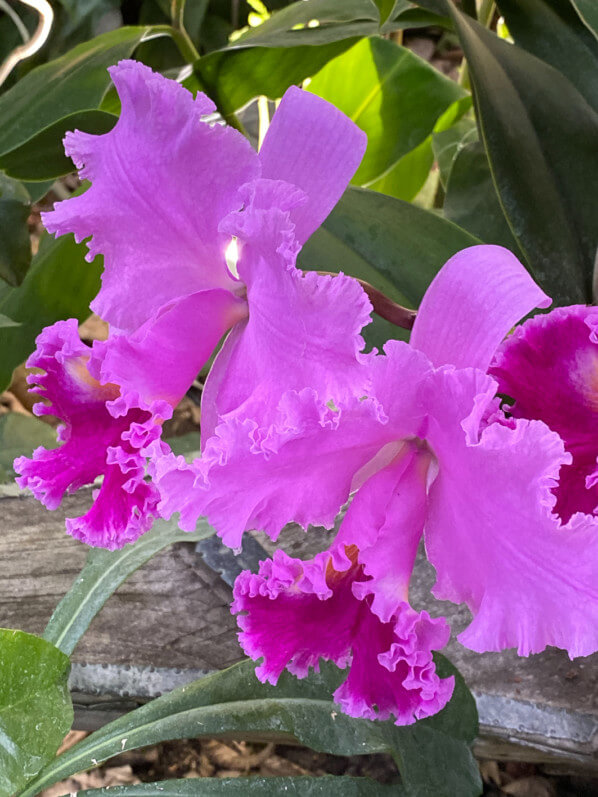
(0, 414), (58, 483)
(307, 37), (466, 185)
(23, 179), (54, 203)
(299, 187), (480, 311)
(192, 0), (449, 118)
(0, 230), (102, 391)
(54, 776), (397, 796)
(44, 518), (215, 657)
(368, 135), (435, 201)
(447, 2), (598, 303)
(572, 0), (598, 38)
(0, 313), (19, 328)
(194, 40), (355, 119)
(0, 173), (31, 286)
(22, 658), (480, 797)
(371, 96), (472, 200)
(0, 111), (117, 181)
(233, 0), (447, 47)
(234, 0), (382, 47)
(0, 629), (73, 796)
(432, 117), (477, 188)
(496, 0), (598, 114)
(444, 141), (523, 256)
(0, 26), (155, 157)
(374, 0), (399, 24)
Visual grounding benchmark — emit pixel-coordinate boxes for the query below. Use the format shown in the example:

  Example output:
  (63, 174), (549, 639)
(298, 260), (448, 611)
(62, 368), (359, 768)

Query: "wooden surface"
(1, 488), (597, 770)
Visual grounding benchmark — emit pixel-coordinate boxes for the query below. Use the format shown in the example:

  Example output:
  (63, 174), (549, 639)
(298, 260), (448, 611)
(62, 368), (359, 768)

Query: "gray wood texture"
(0, 489), (596, 770)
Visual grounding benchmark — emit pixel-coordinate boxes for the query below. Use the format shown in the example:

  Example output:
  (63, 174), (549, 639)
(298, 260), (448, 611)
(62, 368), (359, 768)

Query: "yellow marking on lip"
(66, 357), (120, 400)
(575, 350), (598, 412)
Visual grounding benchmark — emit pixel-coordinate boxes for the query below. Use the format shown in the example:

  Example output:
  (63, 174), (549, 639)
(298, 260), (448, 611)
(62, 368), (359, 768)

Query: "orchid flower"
(158, 244), (598, 724)
(15, 61), (372, 547)
(490, 305), (598, 522)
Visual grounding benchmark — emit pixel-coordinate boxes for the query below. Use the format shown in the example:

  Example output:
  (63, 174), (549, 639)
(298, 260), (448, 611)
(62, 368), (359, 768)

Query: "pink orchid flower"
(15, 60), (372, 548)
(158, 245), (598, 724)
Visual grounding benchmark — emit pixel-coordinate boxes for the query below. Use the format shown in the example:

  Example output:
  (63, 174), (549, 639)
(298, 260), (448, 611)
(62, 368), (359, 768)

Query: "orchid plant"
(0, 0), (597, 795)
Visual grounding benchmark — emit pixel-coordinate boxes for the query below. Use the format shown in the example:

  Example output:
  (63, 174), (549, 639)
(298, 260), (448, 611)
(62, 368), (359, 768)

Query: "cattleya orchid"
(158, 245), (598, 725)
(14, 60), (372, 548)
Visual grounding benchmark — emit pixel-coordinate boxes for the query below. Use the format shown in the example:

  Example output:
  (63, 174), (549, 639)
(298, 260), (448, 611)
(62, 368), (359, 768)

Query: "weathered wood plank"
(0, 489), (596, 769)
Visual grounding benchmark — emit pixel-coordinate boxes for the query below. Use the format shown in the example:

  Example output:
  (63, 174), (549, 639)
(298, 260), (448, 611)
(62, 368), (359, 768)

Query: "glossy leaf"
(0, 173), (31, 286)
(0, 111), (117, 181)
(44, 518), (215, 657)
(22, 657), (480, 797)
(233, 0), (441, 48)
(572, 0), (598, 38)
(307, 36), (466, 185)
(234, 0), (382, 47)
(193, 0), (448, 117)
(447, 2), (598, 303)
(54, 776), (397, 796)
(496, 0), (598, 114)
(194, 40), (355, 118)
(0, 629), (72, 797)
(0, 313), (19, 328)
(0, 414), (58, 483)
(368, 135), (434, 201)
(0, 231), (102, 391)
(444, 141), (523, 256)
(23, 180), (54, 203)
(432, 116), (477, 188)
(0, 26), (154, 157)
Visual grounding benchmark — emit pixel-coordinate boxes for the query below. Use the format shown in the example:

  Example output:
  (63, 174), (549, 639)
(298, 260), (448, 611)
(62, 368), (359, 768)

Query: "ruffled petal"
(158, 388), (388, 548)
(233, 548), (453, 725)
(13, 320), (166, 548)
(422, 366), (598, 658)
(410, 245), (551, 372)
(158, 344), (430, 547)
(42, 60), (258, 332)
(259, 86), (367, 245)
(333, 443), (431, 624)
(201, 178), (373, 440)
(490, 305), (598, 521)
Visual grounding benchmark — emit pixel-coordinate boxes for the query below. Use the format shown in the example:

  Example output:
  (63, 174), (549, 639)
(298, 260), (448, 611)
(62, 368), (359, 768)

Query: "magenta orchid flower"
(158, 244), (598, 724)
(490, 305), (598, 522)
(15, 61), (372, 548)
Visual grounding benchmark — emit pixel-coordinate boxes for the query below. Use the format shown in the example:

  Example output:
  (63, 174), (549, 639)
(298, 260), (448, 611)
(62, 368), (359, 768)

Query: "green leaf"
(447, 2), (598, 303)
(0, 173), (31, 286)
(496, 0), (598, 114)
(374, 0), (399, 25)
(0, 629), (73, 797)
(0, 313), (19, 328)
(22, 658), (480, 797)
(44, 518), (215, 657)
(571, 0), (598, 38)
(0, 230), (103, 391)
(22, 180), (54, 203)
(0, 414), (58, 483)
(0, 111), (117, 181)
(50, 776), (398, 796)
(234, 0), (381, 47)
(307, 37), (466, 185)
(0, 26), (154, 158)
(444, 141), (523, 256)
(194, 40), (356, 119)
(368, 135), (435, 201)
(192, 0), (450, 118)
(432, 117), (477, 188)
